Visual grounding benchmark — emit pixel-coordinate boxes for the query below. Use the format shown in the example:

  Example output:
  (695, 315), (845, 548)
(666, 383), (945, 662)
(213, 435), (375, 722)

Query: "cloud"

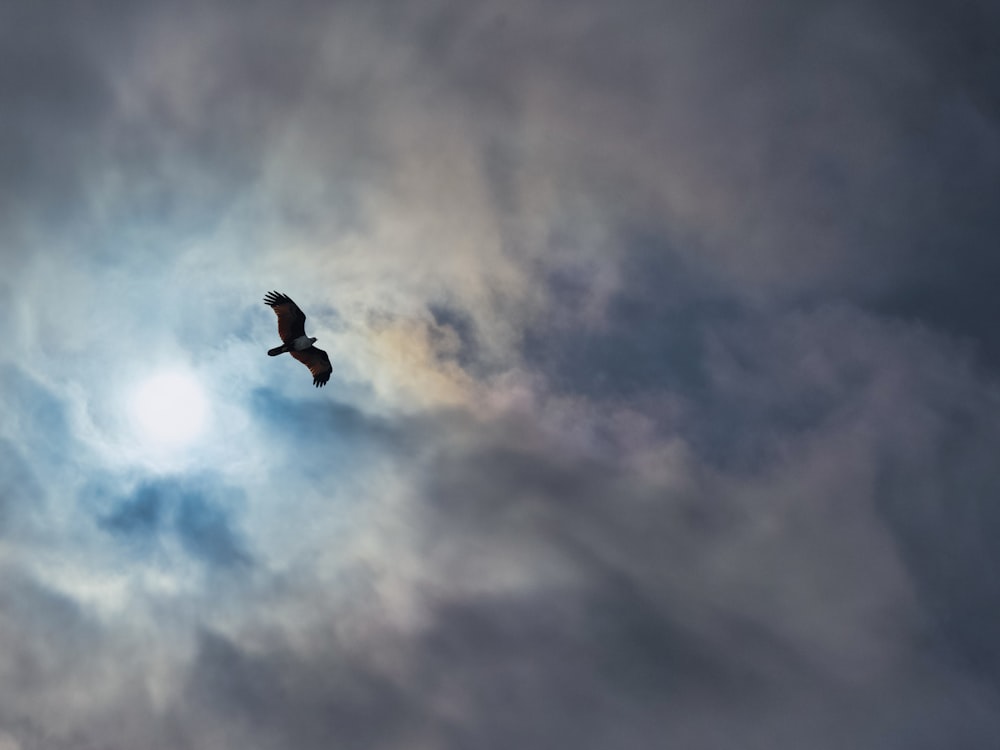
(98, 475), (252, 570)
(1, 0), (1000, 748)
(99, 482), (164, 537)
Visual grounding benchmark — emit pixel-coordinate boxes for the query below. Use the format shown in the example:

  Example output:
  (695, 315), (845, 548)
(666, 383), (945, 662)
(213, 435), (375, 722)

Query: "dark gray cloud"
(523, 234), (739, 399)
(164, 374), (1000, 748)
(181, 628), (426, 750)
(876, 389), (1000, 683)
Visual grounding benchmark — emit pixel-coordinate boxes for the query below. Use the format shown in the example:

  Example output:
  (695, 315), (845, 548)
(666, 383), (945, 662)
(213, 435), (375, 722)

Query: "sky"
(2, 0), (1000, 747)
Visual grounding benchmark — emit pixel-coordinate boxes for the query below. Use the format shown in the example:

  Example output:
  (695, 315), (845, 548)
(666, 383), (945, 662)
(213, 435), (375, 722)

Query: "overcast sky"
(2, 1), (1000, 748)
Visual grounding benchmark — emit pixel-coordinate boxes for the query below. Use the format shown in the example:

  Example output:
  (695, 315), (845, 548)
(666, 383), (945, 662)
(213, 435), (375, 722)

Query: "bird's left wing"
(263, 291), (307, 343)
(291, 346), (333, 387)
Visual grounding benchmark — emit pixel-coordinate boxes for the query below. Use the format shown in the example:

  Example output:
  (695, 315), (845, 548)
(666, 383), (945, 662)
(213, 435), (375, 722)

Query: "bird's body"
(263, 291), (333, 387)
(267, 335), (316, 356)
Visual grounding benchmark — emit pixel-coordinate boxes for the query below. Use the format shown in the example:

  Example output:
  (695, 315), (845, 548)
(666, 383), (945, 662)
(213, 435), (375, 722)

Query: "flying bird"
(264, 291), (333, 387)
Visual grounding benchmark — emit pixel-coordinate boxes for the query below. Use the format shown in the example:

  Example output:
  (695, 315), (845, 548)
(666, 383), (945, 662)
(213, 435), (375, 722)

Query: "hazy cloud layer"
(1, 0), (999, 748)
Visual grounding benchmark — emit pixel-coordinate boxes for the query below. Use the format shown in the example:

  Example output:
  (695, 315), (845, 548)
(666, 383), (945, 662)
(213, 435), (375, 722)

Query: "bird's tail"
(268, 344), (290, 356)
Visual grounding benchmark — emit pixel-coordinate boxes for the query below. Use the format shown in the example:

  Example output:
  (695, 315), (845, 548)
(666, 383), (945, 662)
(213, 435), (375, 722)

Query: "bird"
(263, 291), (333, 387)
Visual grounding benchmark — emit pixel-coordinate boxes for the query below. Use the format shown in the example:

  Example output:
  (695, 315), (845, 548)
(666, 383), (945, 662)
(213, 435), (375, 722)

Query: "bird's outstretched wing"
(291, 346), (332, 387)
(263, 291), (307, 343)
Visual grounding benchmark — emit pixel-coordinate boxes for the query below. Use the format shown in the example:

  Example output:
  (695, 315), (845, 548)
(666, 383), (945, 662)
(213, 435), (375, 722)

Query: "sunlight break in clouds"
(129, 371), (210, 445)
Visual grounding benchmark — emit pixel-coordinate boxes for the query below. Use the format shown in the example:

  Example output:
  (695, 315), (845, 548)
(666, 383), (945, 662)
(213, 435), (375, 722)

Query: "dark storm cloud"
(168, 362), (1000, 749)
(0, 4), (121, 229)
(0, 572), (93, 689)
(846, 0), (1000, 362)
(181, 628), (426, 750)
(523, 234), (739, 399)
(699, 309), (1000, 696)
(0, 564), (192, 750)
(390, 307), (1000, 746)
(428, 303), (480, 370)
(875, 388), (1000, 683)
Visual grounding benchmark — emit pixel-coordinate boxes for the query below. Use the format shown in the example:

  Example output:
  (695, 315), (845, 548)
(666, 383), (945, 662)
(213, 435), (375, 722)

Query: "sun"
(129, 371), (209, 445)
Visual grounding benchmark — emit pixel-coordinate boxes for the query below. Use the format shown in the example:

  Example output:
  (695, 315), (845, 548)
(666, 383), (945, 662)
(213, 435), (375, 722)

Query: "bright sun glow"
(129, 372), (209, 445)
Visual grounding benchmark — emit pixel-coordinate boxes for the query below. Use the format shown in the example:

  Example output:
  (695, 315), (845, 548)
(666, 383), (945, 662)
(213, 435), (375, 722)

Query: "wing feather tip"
(263, 290), (292, 307)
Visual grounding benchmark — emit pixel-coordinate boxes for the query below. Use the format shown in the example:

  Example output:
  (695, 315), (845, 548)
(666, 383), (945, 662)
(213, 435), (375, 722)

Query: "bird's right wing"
(291, 346), (333, 387)
(263, 291), (307, 343)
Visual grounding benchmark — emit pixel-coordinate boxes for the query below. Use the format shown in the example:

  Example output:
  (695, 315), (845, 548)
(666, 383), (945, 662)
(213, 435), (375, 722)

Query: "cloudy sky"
(2, 1), (1000, 747)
